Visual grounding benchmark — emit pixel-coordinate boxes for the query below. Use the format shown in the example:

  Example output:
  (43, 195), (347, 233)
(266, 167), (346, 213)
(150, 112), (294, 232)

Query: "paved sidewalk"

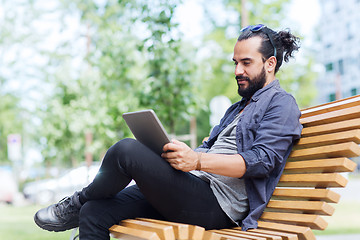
(316, 234), (360, 240)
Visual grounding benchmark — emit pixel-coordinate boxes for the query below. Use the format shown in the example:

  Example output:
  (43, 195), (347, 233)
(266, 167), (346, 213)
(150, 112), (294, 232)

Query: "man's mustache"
(236, 76), (250, 81)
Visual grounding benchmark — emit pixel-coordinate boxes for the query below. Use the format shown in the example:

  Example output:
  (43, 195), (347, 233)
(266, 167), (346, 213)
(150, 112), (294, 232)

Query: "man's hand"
(162, 139), (246, 177)
(162, 139), (199, 172)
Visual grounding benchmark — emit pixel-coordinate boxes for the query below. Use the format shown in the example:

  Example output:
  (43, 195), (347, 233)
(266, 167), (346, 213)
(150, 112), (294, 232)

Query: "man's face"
(232, 37), (270, 99)
(237, 66), (266, 99)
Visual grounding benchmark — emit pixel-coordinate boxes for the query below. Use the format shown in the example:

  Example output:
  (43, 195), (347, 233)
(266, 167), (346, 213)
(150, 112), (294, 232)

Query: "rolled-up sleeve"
(240, 93), (302, 178)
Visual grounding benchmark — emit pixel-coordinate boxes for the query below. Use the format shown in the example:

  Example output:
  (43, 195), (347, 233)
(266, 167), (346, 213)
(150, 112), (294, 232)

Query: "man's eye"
(244, 62), (250, 65)
(233, 62), (238, 65)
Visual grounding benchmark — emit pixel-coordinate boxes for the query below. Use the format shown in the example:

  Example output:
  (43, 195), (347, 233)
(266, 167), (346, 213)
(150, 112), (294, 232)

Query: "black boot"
(34, 192), (82, 232)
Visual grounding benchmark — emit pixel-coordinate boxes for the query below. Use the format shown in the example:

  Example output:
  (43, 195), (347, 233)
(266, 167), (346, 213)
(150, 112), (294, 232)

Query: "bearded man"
(34, 24), (303, 240)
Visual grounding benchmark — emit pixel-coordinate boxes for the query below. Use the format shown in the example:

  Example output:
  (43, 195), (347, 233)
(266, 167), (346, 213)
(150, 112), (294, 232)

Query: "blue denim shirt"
(198, 80), (302, 230)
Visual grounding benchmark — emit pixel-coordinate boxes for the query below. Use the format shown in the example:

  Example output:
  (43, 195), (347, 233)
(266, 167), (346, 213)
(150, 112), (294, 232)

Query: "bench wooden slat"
(300, 118), (360, 137)
(218, 237), (252, 240)
(136, 218), (206, 240)
(246, 228), (298, 240)
(300, 95), (360, 118)
(109, 225), (161, 240)
(284, 157), (357, 173)
(260, 212), (327, 230)
(121, 219), (175, 240)
(210, 230), (267, 240)
(300, 105), (360, 127)
(295, 129), (360, 149)
(189, 225), (206, 240)
(216, 229), (282, 240)
(271, 188), (340, 203)
(139, 218), (205, 240)
(217, 235), (250, 240)
(202, 231), (223, 240)
(278, 173), (348, 188)
(266, 200), (334, 215)
(217, 236), (251, 240)
(288, 142), (360, 160)
(257, 221), (315, 240)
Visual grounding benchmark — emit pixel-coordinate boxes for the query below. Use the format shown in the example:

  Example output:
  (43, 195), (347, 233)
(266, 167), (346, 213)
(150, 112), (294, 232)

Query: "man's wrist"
(196, 152), (202, 171)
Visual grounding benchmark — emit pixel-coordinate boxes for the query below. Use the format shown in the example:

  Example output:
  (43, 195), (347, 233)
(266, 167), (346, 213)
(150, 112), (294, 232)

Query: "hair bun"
(278, 29), (300, 63)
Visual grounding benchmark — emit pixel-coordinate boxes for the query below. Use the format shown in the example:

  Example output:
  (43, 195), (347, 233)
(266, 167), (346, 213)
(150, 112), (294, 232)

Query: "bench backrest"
(109, 95), (360, 240)
(256, 95), (360, 239)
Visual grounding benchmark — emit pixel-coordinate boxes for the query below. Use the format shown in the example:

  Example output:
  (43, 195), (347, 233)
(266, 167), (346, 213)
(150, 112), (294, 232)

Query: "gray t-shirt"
(191, 113), (249, 224)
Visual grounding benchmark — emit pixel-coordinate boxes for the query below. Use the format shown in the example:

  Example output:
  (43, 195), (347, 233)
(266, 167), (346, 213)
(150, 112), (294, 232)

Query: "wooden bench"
(109, 95), (360, 240)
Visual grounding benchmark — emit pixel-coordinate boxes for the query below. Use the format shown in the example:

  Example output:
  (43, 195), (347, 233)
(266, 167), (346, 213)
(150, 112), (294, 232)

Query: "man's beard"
(237, 67), (267, 99)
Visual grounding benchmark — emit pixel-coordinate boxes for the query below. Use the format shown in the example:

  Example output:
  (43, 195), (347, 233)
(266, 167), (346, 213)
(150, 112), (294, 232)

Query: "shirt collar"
(250, 79), (280, 102)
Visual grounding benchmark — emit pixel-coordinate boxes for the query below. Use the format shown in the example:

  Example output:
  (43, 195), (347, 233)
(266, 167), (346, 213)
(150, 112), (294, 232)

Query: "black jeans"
(79, 138), (234, 240)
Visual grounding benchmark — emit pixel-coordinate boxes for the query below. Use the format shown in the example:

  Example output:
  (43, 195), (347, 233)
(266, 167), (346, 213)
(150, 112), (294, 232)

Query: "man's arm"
(162, 94), (301, 179)
(162, 139), (246, 178)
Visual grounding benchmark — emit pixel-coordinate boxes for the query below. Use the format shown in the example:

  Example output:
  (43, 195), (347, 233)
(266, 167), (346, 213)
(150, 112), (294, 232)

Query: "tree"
(35, 0), (202, 166)
(0, 92), (23, 163)
(35, 0), (141, 166)
(0, 0), (44, 164)
(138, 1), (199, 135)
(37, 64), (113, 166)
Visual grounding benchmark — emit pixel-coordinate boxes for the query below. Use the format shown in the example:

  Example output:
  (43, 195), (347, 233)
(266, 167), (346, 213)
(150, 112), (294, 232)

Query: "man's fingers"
(163, 143), (172, 152)
(171, 139), (181, 144)
(163, 141), (183, 152)
(161, 151), (172, 159)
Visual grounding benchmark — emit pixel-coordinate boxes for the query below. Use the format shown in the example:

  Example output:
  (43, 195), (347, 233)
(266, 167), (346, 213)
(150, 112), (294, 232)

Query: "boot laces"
(54, 195), (80, 217)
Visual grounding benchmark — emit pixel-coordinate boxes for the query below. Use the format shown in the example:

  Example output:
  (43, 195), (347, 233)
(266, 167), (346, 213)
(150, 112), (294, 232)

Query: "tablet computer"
(122, 109), (171, 155)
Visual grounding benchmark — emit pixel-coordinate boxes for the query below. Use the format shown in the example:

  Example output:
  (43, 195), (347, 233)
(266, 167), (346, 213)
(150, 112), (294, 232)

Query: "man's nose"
(235, 64), (245, 75)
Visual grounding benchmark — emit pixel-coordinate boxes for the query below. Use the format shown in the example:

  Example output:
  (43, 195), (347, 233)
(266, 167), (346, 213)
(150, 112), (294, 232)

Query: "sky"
(176, 0), (321, 46)
(288, 0), (320, 39)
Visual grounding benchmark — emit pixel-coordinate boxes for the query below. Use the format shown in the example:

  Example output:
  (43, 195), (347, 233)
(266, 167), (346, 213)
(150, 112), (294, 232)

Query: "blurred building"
(317, 0), (360, 103)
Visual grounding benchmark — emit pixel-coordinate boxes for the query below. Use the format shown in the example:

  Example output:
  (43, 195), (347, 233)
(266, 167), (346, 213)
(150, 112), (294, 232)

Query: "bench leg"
(70, 227), (79, 240)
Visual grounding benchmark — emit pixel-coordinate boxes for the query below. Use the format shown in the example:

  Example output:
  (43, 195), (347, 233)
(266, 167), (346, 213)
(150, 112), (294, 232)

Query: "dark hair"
(237, 26), (300, 73)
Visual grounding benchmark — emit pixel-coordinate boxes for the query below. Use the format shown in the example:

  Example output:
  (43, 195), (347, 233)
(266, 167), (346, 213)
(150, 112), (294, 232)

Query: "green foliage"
(33, 0), (201, 166)
(32, 0), (138, 166)
(0, 0), (34, 163)
(138, 1), (199, 134)
(38, 64), (114, 166)
(0, 0), (319, 167)
(0, 93), (23, 163)
(277, 56), (318, 108)
(230, 0), (290, 27)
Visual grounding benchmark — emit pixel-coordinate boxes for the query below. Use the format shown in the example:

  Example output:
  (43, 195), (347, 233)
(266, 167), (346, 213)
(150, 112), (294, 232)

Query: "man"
(34, 24), (303, 239)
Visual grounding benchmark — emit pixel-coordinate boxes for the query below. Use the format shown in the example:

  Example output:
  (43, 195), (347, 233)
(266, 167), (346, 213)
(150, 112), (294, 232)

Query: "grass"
(0, 203), (120, 240)
(1, 199), (359, 239)
(0, 204), (73, 240)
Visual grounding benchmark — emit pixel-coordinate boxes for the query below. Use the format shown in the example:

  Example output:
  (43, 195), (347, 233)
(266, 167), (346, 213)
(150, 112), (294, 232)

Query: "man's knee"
(108, 138), (138, 156)
(102, 138), (138, 166)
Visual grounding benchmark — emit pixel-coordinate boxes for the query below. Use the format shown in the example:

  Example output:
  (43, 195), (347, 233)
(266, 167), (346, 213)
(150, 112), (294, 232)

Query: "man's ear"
(265, 56), (277, 73)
